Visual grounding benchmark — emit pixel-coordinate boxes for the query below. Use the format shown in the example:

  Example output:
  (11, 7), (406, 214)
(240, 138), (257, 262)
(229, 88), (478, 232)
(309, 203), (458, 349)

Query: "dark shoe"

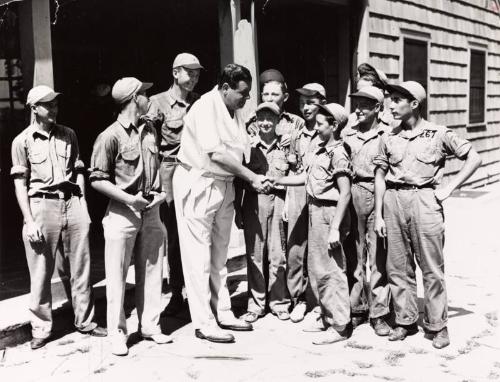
(218, 318), (253, 331)
(389, 326), (408, 341)
(162, 292), (185, 316)
(351, 314), (368, 329)
(30, 337), (49, 350)
(312, 324), (352, 345)
(372, 318), (391, 337)
(80, 326), (107, 337)
(432, 327), (450, 349)
(195, 328), (235, 343)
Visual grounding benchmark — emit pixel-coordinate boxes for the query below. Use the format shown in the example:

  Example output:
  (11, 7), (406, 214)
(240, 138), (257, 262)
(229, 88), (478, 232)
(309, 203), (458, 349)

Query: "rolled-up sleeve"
(373, 135), (389, 172)
(331, 148), (353, 179)
(443, 129), (472, 159)
(11, 134), (29, 178)
(89, 132), (117, 182)
(69, 128), (85, 172)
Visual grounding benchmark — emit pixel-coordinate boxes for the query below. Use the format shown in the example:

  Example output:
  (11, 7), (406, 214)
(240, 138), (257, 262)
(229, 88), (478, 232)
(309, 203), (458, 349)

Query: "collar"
(391, 118), (435, 139)
(253, 136), (280, 152)
(298, 125), (317, 138)
(30, 123), (57, 139)
(117, 114), (138, 130)
(165, 86), (191, 108)
(316, 139), (342, 154)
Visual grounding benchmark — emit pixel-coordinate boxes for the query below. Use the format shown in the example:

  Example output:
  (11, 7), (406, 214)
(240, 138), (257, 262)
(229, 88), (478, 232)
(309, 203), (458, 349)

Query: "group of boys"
(11, 53), (481, 355)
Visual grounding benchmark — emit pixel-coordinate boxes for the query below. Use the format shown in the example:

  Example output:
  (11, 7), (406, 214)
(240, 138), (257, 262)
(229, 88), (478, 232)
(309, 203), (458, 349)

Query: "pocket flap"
(120, 148), (140, 161)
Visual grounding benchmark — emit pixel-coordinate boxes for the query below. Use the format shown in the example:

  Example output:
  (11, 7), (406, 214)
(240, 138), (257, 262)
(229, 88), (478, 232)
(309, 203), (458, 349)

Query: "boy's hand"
(328, 228), (341, 249)
(26, 221), (44, 244)
(374, 215), (387, 238)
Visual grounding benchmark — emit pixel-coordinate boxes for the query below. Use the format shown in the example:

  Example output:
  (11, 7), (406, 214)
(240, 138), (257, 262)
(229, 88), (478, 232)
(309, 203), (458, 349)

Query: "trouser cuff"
(76, 322), (98, 333)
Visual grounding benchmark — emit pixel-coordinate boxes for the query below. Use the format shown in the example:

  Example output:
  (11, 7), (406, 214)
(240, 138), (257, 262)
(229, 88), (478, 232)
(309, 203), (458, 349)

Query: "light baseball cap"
(256, 101), (280, 115)
(111, 77), (153, 104)
(387, 81), (427, 102)
(318, 103), (349, 126)
(27, 85), (60, 106)
(259, 69), (285, 84)
(349, 85), (385, 103)
(296, 83), (326, 99)
(172, 53), (204, 70)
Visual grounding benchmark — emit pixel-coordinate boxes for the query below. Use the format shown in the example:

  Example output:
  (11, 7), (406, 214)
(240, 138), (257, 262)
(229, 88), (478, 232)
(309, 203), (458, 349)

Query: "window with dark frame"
(403, 38), (428, 118)
(469, 49), (486, 124)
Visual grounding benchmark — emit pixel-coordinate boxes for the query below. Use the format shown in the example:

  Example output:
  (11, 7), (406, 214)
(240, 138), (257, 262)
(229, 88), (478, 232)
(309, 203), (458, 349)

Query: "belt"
(353, 177), (374, 184)
(161, 156), (180, 163)
(307, 197), (337, 206)
(31, 191), (76, 201)
(387, 182), (435, 190)
(178, 162), (234, 182)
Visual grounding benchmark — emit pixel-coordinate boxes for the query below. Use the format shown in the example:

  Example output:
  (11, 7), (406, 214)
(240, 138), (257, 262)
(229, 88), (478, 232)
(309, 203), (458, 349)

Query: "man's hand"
(129, 192), (150, 211)
(374, 215), (387, 238)
(328, 228), (341, 249)
(26, 220), (44, 244)
(234, 208), (244, 229)
(145, 192), (166, 210)
(251, 174), (270, 193)
(434, 187), (452, 203)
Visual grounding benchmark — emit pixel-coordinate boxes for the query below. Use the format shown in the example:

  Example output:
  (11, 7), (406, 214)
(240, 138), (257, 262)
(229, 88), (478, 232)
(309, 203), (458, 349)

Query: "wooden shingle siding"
(366, 0), (500, 187)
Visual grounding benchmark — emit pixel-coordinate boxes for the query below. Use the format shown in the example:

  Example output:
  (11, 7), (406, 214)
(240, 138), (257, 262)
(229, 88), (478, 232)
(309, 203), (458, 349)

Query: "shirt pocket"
(311, 156), (331, 181)
(387, 142), (405, 165)
(414, 145), (440, 179)
(28, 146), (50, 182)
(118, 146), (140, 176)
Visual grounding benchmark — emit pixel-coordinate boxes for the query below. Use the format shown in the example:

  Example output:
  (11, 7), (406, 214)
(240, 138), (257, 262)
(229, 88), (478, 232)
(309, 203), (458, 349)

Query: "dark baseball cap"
(259, 69), (285, 85)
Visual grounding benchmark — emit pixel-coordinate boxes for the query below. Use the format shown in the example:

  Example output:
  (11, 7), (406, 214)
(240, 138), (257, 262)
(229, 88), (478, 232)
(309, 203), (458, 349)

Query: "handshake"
(251, 174), (279, 194)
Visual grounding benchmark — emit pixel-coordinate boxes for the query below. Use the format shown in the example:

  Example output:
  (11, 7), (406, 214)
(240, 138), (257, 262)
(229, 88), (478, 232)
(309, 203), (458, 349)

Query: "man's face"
(389, 92), (416, 121)
(261, 81), (287, 109)
(174, 66), (200, 92)
(315, 113), (334, 142)
(33, 99), (58, 123)
(134, 91), (150, 116)
(256, 109), (279, 136)
(223, 80), (251, 111)
(352, 96), (379, 125)
(299, 95), (323, 122)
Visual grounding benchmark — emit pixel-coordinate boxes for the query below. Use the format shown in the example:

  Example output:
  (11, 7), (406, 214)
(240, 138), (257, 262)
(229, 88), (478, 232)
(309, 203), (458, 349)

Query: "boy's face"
(33, 99), (58, 123)
(256, 109), (279, 135)
(352, 96), (379, 124)
(299, 95), (323, 122)
(173, 66), (200, 93)
(315, 113), (334, 142)
(389, 91), (417, 121)
(261, 81), (287, 109)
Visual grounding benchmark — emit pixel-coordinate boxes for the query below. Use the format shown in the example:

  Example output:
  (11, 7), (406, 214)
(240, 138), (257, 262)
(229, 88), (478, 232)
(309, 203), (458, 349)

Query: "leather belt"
(161, 156), (180, 163)
(31, 191), (76, 201)
(387, 183), (435, 190)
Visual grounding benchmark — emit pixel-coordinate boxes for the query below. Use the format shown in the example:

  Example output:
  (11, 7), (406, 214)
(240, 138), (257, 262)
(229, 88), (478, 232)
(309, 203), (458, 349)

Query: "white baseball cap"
(296, 83), (326, 98)
(256, 101), (280, 115)
(387, 81), (426, 102)
(318, 103), (349, 126)
(349, 86), (385, 103)
(27, 85), (60, 106)
(172, 53), (204, 70)
(111, 77), (153, 104)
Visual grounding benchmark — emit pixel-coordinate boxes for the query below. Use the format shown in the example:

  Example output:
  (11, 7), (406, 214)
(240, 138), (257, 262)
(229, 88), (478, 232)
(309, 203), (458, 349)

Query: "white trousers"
(173, 165), (236, 330)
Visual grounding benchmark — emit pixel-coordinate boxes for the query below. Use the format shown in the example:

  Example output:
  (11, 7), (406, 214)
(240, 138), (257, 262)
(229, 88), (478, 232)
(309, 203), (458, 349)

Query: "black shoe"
(372, 318), (391, 337)
(162, 293), (185, 316)
(195, 328), (235, 343)
(218, 318), (253, 331)
(432, 327), (450, 349)
(78, 325), (108, 337)
(30, 337), (49, 350)
(351, 314), (368, 329)
(388, 324), (417, 341)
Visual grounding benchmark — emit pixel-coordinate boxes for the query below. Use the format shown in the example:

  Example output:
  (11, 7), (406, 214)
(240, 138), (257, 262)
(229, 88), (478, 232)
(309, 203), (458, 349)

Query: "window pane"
(469, 50), (485, 124)
(404, 38), (428, 118)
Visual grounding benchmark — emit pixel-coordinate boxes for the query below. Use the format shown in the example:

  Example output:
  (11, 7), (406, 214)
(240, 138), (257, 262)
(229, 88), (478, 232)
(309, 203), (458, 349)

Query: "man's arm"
(13, 177), (43, 243)
(273, 172), (307, 186)
(434, 149), (482, 202)
(91, 180), (150, 211)
(374, 167), (387, 238)
(328, 174), (351, 249)
(209, 151), (268, 192)
(233, 178), (245, 229)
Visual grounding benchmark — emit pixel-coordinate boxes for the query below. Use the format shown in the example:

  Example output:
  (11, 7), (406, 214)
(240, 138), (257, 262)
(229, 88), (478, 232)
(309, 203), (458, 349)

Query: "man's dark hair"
(218, 64), (252, 89)
(357, 63), (385, 90)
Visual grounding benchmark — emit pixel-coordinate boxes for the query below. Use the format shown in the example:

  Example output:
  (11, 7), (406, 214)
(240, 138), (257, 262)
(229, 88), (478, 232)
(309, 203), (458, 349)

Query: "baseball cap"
(349, 85), (385, 103)
(357, 63), (388, 88)
(256, 101), (280, 115)
(27, 85), (60, 106)
(387, 81), (426, 102)
(172, 53), (204, 70)
(318, 103), (349, 126)
(296, 83), (326, 99)
(111, 77), (153, 104)
(259, 69), (285, 84)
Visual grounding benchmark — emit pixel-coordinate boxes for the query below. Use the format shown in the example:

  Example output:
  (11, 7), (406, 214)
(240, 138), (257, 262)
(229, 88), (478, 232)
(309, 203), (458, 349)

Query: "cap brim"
(180, 63), (204, 70)
(256, 106), (279, 115)
(139, 82), (154, 92)
(386, 84), (415, 99)
(37, 92), (61, 103)
(296, 88), (325, 98)
(348, 91), (381, 102)
(317, 104), (334, 117)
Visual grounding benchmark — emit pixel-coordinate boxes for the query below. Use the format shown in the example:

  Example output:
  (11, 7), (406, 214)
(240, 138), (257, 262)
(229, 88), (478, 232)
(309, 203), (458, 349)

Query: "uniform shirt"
(243, 137), (289, 192)
(246, 111), (305, 138)
(343, 123), (387, 189)
(89, 115), (161, 195)
(10, 123), (84, 196)
(147, 87), (199, 158)
(289, 125), (318, 174)
(178, 86), (250, 177)
(373, 119), (472, 187)
(305, 140), (353, 202)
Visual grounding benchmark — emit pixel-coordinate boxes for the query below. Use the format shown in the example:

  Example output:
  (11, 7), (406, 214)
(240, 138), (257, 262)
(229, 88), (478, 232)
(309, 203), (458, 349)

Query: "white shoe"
(142, 333), (173, 344)
(110, 331), (128, 356)
(290, 302), (307, 323)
